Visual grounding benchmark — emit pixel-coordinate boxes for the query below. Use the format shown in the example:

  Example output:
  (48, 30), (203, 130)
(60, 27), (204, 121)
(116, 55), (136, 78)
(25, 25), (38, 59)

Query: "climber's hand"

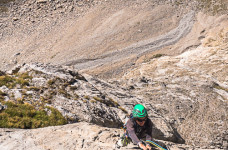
(146, 144), (152, 150)
(138, 142), (147, 150)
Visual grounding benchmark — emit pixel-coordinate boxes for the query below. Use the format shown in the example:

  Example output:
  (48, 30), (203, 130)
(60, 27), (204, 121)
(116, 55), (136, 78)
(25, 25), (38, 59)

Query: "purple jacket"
(126, 117), (152, 144)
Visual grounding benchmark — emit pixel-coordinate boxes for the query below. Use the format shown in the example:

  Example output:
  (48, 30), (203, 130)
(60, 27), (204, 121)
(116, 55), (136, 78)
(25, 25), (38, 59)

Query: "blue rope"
(145, 140), (167, 150)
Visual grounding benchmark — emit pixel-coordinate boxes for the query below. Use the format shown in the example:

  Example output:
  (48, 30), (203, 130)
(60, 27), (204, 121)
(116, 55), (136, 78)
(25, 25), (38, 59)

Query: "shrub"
(144, 54), (164, 63)
(118, 106), (128, 114)
(93, 96), (103, 102)
(153, 54), (164, 58)
(16, 78), (29, 87)
(0, 75), (31, 88)
(47, 79), (55, 86)
(109, 97), (120, 107)
(0, 75), (15, 88)
(74, 94), (79, 100)
(0, 101), (67, 129)
(0, 90), (7, 96)
(27, 86), (40, 91)
(90, 100), (96, 103)
(17, 73), (33, 80)
(84, 95), (90, 100)
(58, 89), (66, 95)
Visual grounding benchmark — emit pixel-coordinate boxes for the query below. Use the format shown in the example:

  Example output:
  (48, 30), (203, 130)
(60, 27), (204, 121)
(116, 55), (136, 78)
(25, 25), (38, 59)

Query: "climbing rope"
(144, 140), (167, 150)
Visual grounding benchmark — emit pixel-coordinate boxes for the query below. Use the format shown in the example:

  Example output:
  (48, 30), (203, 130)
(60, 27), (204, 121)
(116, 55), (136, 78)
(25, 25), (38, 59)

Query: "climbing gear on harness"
(116, 133), (131, 148)
(132, 104), (148, 118)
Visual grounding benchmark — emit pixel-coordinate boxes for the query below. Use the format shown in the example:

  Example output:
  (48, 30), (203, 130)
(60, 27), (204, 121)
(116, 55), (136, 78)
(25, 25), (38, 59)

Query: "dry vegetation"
(0, 101), (67, 129)
(0, 0), (14, 13)
(0, 72), (68, 129)
(0, 69), (128, 129)
(175, 0), (228, 14)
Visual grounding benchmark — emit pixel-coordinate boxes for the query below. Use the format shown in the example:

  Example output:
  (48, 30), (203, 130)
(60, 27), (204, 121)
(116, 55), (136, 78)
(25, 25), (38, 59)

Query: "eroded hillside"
(121, 18), (228, 147)
(0, 0), (228, 149)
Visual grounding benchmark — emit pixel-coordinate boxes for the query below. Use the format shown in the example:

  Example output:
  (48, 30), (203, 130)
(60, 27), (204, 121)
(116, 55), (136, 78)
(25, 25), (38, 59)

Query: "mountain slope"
(0, 0), (227, 149)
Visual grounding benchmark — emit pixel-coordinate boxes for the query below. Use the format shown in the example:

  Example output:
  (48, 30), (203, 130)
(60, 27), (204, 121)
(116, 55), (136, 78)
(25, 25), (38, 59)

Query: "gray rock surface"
(1, 63), (181, 141)
(0, 0), (227, 149)
(0, 122), (194, 150)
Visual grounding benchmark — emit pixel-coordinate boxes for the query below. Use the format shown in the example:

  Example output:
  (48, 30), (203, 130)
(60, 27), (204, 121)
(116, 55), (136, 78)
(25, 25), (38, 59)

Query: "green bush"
(144, 54), (164, 63)
(47, 79), (55, 86)
(0, 101), (67, 129)
(153, 54), (164, 58)
(16, 78), (29, 86)
(0, 90), (7, 96)
(18, 73), (33, 80)
(0, 75), (31, 88)
(0, 75), (15, 88)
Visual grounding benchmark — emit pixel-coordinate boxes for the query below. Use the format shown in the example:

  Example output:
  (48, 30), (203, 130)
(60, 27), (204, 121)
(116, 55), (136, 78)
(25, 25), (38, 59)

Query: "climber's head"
(132, 104), (148, 126)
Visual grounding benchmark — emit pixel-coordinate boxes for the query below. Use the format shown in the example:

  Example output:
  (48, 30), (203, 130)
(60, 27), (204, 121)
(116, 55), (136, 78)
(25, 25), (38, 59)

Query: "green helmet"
(132, 104), (148, 118)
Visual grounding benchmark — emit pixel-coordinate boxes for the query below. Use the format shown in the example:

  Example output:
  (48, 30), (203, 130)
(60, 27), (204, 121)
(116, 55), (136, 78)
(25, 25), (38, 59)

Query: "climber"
(117, 104), (153, 150)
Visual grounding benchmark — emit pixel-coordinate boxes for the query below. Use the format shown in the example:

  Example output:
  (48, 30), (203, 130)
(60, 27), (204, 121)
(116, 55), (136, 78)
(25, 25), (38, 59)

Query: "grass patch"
(40, 95), (52, 104)
(93, 96), (124, 111)
(90, 100), (96, 103)
(74, 94), (79, 100)
(0, 90), (6, 101)
(108, 97), (120, 107)
(70, 86), (78, 90)
(0, 96), (4, 101)
(0, 90), (7, 96)
(0, 75), (16, 88)
(16, 78), (29, 86)
(0, 101), (67, 129)
(47, 79), (55, 86)
(58, 89), (71, 98)
(93, 96), (103, 102)
(14, 73), (33, 80)
(174, 0), (228, 14)
(152, 54), (164, 58)
(0, 74), (31, 88)
(84, 95), (90, 100)
(27, 86), (40, 91)
(118, 106), (128, 114)
(0, 71), (5, 76)
(144, 54), (164, 63)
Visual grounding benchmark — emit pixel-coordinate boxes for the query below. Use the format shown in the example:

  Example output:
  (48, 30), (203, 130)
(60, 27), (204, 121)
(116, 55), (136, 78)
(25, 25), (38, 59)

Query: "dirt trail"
(68, 11), (195, 70)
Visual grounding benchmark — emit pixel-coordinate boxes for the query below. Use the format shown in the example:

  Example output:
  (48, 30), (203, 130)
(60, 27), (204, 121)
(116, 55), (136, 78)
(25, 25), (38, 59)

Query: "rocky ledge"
(0, 63), (186, 149)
